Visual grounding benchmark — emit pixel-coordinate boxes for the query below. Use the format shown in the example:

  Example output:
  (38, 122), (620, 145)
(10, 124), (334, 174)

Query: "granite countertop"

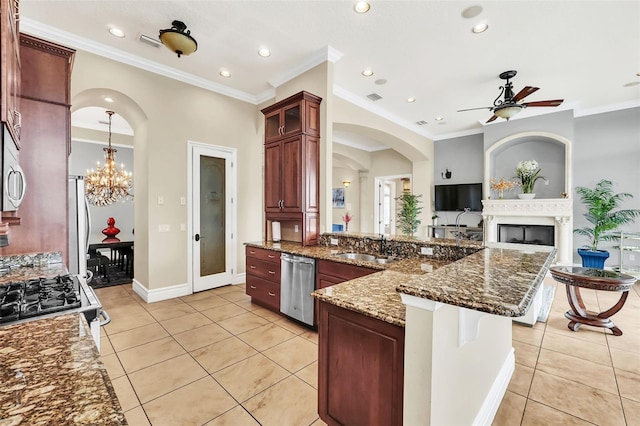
(0, 263), (69, 284)
(247, 240), (555, 327)
(0, 313), (126, 425)
(245, 241), (450, 274)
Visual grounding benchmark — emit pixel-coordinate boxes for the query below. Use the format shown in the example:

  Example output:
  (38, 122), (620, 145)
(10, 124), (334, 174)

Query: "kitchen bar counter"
(0, 313), (126, 425)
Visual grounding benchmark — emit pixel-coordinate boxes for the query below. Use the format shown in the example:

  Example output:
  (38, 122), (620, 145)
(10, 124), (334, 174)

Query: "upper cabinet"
(261, 91), (322, 246)
(1, 0), (21, 147)
(263, 91), (321, 144)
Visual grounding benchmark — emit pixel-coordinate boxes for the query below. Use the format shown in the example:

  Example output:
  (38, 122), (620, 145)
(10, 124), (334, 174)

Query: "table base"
(565, 285), (628, 336)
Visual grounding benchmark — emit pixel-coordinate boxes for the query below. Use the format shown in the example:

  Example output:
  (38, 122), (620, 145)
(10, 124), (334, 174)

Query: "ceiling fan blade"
(486, 114), (498, 123)
(512, 86), (539, 102)
(522, 99), (564, 107)
(457, 106), (493, 112)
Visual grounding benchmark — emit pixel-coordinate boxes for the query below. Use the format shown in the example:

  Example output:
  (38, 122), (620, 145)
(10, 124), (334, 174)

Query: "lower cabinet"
(318, 301), (405, 426)
(245, 246), (281, 312)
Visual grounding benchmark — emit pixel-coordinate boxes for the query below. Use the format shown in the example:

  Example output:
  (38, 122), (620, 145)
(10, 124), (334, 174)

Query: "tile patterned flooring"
(95, 277), (640, 425)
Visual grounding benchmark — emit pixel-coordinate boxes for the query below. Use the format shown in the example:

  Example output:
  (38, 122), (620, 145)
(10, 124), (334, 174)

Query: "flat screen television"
(434, 183), (483, 211)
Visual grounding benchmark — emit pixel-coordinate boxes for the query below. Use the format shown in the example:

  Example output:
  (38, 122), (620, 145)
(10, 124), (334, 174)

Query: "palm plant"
(574, 179), (640, 251)
(396, 193), (423, 236)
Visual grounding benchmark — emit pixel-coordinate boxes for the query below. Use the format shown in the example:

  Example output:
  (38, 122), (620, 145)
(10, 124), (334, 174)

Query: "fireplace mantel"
(482, 198), (573, 265)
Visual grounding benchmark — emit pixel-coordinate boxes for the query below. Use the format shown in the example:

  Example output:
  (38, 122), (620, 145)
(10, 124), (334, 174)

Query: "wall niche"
(484, 131), (572, 200)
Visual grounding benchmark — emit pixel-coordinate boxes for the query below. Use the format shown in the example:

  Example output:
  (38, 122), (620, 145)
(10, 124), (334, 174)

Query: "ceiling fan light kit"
(458, 69), (564, 123)
(159, 20), (198, 57)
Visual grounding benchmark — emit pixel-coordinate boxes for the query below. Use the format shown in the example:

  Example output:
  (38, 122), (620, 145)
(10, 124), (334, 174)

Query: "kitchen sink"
(335, 253), (376, 262)
(334, 253), (396, 264)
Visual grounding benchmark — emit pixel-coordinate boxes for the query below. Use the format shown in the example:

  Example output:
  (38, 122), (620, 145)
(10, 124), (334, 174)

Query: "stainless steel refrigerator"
(68, 175), (89, 278)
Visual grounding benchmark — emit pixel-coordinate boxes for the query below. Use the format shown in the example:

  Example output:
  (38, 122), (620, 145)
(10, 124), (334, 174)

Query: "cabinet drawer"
(246, 275), (280, 311)
(247, 257), (281, 282)
(246, 246), (281, 264)
(317, 259), (378, 282)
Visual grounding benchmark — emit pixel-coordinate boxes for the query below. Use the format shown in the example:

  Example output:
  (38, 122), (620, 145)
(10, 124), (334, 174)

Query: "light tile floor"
(96, 277), (639, 425)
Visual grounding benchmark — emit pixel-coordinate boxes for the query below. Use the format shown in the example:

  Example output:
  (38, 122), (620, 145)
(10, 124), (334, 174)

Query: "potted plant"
(574, 179), (640, 268)
(396, 193), (423, 237)
(515, 160), (546, 199)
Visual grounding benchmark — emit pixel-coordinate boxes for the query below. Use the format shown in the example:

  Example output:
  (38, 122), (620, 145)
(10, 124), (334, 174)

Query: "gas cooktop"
(0, 275), (81, 323)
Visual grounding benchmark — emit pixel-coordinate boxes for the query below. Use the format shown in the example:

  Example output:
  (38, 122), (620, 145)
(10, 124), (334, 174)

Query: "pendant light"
(85, 111), (133, 206)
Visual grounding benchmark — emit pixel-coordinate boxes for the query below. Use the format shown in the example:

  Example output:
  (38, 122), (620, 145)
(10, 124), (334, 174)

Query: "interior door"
(191, 144), (236, 292)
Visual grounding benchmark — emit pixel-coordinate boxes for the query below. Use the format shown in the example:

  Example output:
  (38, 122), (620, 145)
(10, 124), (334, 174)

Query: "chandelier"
(85, 111), (133, 206)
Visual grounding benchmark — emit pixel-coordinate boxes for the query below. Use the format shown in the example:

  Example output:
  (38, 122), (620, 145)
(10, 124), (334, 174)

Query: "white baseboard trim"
(473, 347), (515, 426)
(132, 279), (191, 303)
(233, 272), (246, 285)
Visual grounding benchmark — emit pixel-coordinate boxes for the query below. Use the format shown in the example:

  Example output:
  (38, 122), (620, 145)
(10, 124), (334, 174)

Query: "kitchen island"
(312, 242), (556, 426)
(0, 313), (126, 425)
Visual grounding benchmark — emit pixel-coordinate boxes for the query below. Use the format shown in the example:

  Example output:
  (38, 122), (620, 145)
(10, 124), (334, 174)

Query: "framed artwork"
(332, 188), (345, 208)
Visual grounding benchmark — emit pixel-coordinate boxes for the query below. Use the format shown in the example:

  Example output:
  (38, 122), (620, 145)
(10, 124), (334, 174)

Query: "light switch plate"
(180, 197), (186, 205)
(421, 247), (433, 255)
(294, 224), (299, 233)
(159, 224), (170, 232)
(157, 196), (164, 205)
(180, 223), (186, 231)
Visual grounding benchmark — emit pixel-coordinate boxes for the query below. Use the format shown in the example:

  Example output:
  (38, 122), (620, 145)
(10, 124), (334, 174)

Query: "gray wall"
(434, 107), (640, 267)
(69, 140), (135, 244)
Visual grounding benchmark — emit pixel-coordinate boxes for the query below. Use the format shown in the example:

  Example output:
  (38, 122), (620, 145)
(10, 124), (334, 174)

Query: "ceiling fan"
(458, 70), (564, 123)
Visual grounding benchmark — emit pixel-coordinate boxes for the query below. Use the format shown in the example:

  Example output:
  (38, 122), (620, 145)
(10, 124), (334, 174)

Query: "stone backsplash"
(318, 233), (481, 262)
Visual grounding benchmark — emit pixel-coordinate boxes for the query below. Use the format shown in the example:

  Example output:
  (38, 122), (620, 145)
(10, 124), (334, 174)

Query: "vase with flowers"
(490, 177), (517, 200)
(515, 160), (546, 199)
(342, 212), (352, 232)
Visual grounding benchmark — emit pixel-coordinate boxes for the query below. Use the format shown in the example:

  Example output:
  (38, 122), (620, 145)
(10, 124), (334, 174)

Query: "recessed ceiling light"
(258, 48), (271, 57)
(108, 27), (125, 38)
(435, 116), (444, 121)
(472, 23), (488, 33)
(362, 69), (374, 77)
(219, 70), (231, 78)
(104, 97), (114, 103)
(374, 78), (387, 85)
(354, 1), (371, 13)
(406, 98), (416, 103)
(461, 5), (483, 19)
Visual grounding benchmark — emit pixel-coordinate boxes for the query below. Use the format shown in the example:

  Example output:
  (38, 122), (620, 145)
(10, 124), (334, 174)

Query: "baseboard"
(473, 348), (515, 426)
(132, 279), (191, 303)
(233, 272), (246, 285)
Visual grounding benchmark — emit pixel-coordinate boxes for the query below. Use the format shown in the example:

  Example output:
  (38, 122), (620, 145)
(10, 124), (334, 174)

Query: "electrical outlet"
(158, 224), (170, 232)
(421, 247), (434, 255)
(294, 224), (299, 233)
(157, 196), (164, 205)
(330, 238), (339, 246)
(630, 254), (636, 261)
(180, 197), (186, 205)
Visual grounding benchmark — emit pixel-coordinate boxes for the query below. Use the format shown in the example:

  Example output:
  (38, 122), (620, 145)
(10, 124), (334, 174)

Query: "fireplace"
(482, 198), (573, 265)
(498, 224), (554, 246)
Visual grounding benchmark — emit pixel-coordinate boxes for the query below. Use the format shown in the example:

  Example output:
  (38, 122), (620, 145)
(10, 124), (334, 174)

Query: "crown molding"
(574, 99), (640, 118)
(20, 18), (259, 104)
(267, 46), (344, 88)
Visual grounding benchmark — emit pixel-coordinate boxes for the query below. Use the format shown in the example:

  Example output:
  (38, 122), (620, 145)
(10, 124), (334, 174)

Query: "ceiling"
(22, 1), (640, 146)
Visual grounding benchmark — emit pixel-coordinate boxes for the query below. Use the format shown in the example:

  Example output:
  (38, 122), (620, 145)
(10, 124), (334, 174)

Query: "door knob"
(195, 233), (201, 241)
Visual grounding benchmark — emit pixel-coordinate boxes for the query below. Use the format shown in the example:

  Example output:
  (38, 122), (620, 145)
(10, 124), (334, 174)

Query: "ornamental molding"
(482, 198), (573, 217)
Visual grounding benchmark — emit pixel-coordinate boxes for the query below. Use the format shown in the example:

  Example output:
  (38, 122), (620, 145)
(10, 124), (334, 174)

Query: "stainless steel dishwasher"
(280, 253), (316, 326)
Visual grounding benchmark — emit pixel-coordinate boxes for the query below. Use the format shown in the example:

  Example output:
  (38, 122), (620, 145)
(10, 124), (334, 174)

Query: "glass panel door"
(200, 156), (225, 277)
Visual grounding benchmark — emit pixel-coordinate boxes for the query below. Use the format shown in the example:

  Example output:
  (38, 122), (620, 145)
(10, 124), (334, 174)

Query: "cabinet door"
(264, 141), (282, 213)
(281, 101), (302, 138)
(264, 109), (282, 143)
(281, 136), (302, 212)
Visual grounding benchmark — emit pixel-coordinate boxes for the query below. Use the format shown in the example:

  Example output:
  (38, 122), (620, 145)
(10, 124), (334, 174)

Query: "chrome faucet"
(455, 208), (485, 246)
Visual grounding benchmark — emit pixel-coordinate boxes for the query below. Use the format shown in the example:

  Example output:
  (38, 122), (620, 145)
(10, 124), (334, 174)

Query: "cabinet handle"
(250, 265), (256, 269)
(250, 285), (257, 289)
(14, 111), (21, 129)
(250, 250), (256, 254)
(268, 292), (276, 297)
(268, 254), (275, 258)
(268, 270), (275, 275)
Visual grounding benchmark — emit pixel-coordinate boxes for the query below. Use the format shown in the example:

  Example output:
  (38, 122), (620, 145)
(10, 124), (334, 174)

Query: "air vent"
(138, 33), (162, 48)
(366, 93), (382, 101)
(416, 120), (428, 126)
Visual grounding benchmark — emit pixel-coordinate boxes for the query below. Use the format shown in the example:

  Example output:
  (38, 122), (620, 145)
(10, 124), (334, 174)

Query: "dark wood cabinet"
(0, 35), (74, 261)
(261, 91), (321, 246)
(245, 246), (281, 311)
(1, 0), (21, 147)
(318, 301), (405, 426)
